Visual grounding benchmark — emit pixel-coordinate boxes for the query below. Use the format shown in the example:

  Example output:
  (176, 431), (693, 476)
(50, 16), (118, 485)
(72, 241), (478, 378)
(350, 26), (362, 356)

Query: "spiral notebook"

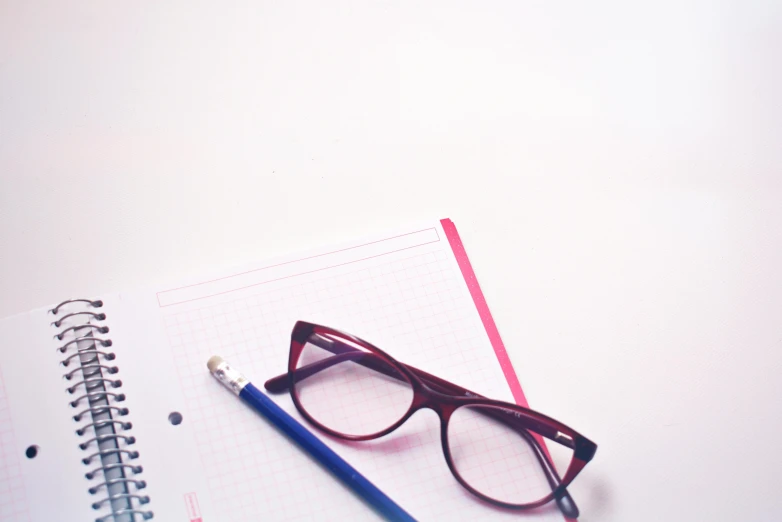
(0, 219), (567, 522)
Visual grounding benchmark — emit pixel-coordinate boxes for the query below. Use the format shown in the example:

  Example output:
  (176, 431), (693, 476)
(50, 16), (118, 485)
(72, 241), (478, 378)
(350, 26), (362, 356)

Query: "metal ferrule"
(210, 359), (250, 396)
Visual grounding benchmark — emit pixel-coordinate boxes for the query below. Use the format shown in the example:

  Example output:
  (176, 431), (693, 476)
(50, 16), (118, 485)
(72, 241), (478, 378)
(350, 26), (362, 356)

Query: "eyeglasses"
(264, 321), (597, 518)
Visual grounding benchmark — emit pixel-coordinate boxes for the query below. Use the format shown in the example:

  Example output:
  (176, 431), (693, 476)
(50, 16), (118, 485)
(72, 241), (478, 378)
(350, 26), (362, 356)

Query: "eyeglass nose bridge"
(408, 385), (464, 425)
(405, 390), (468, 489)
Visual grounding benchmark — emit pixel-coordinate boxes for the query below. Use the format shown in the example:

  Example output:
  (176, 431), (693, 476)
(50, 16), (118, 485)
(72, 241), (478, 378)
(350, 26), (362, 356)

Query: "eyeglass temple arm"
(267, 336), (569, 447)
(265, 335), (571, 451)
(264, 337), (579, 518)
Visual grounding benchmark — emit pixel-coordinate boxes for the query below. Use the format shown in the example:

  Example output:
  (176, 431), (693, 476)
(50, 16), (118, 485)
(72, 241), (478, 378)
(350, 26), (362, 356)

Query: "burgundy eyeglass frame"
(264, 321), (597, 518)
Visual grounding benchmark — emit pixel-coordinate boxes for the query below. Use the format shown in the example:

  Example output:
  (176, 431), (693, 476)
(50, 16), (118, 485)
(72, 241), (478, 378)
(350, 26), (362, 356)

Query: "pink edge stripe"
(442, 219), (575, 522)
(440, 219), (530, 409)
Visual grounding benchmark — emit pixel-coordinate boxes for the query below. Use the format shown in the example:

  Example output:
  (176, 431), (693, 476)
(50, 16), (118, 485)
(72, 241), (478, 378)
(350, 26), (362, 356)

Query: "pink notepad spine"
(442, 218), (575, 522)
(440, 219), (531, 409)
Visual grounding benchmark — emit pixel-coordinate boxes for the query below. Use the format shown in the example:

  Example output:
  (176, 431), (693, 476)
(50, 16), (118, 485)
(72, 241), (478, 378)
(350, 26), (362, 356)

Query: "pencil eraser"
(207, 356), (249, 395)
(207, 355), (224, 373)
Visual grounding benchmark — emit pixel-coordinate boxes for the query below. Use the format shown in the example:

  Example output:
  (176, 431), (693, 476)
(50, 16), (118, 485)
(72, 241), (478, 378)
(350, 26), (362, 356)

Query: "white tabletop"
(1, 2), (781, 521)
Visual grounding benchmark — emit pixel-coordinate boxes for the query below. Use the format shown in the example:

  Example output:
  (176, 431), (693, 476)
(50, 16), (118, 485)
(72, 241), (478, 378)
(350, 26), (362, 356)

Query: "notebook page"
(0, 311), (100, 521)
(0, 367), (29, 522)
(110, 221), (566, 521)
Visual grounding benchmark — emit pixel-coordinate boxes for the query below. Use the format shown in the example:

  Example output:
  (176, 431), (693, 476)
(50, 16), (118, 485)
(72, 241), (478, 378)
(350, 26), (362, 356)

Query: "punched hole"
(168, 412), (183, 426)
(25, 445), (39, 459)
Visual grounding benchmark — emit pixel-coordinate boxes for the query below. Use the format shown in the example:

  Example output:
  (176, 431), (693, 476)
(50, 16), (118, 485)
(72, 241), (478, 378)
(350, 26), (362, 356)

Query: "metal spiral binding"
(51, 299), (153, 522)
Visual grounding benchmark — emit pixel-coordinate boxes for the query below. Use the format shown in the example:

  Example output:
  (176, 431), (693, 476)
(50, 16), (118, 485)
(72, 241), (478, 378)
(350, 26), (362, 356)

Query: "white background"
(1, 2), (781, 521)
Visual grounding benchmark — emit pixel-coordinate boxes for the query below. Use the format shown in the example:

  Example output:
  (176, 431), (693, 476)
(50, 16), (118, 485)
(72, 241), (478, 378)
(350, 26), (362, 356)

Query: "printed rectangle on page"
(184, 492), (203, 522)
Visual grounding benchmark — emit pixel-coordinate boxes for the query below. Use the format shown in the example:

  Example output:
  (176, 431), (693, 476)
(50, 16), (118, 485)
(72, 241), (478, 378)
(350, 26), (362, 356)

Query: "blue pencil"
(207, 356), (416, 522)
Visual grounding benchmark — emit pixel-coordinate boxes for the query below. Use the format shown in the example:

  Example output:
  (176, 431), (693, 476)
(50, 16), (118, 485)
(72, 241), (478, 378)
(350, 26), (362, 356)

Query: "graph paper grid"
(162, 243), (564, 521)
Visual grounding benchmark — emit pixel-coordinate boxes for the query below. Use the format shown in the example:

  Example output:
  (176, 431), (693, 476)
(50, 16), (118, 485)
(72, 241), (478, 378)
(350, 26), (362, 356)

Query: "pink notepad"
(0, 219), (567, 521)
